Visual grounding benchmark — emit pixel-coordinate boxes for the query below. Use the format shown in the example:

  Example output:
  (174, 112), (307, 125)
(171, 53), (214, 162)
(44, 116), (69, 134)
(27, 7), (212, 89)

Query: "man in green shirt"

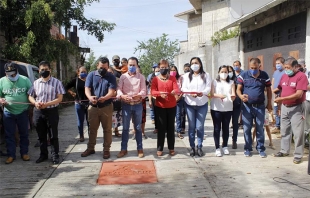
(0, 62), (32, 164)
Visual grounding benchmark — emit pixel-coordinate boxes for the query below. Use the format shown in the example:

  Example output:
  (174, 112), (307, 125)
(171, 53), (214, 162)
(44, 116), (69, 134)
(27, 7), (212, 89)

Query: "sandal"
(114, 128), (121, 137)
(177, 133), (184, 139)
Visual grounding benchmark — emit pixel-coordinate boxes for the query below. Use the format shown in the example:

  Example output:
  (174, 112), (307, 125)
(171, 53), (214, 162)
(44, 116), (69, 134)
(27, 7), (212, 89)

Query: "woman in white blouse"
(182, 57), (211, 157)
(210, 65), (236, 157)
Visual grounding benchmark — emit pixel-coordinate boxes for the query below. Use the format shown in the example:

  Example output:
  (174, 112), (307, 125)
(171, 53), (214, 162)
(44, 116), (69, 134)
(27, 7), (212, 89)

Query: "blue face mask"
(128, 65), (136, 73)
(249, 69), (259, 76)
(285, 69), (294, 76)
(80, 73), (87, 78)
(8, 73), (19, 81)
(276, 64), (283, 71)
(234, 66), (240, 71)
(155, 72), (160, 76)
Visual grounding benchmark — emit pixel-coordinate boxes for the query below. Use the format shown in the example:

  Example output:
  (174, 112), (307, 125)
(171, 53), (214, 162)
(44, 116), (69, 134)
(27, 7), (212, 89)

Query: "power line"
(91, 0), (182, 8)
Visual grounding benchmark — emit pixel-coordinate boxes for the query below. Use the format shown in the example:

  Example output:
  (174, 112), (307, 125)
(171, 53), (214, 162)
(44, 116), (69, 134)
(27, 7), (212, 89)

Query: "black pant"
(34, 107), (59, 157)
(152, 98), (158, 130)
(211, 110), (232, 149)
(156, 106), (176, 151)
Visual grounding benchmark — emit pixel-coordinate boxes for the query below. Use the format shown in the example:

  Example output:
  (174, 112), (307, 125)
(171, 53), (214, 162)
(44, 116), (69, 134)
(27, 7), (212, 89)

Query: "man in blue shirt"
(81, 57), (117, 159)
(147, 63), (158, 124)
(271, 57), (285, 134)
(237, 58), (272, 158)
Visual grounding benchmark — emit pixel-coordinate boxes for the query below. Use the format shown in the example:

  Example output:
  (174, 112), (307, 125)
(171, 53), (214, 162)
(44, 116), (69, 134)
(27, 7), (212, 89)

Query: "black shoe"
(52, 154), (59, 164)
(34, 140), (40, 147)
(197, 147), (204, 157)
(232, 141), (237, 149)
(36, 156), (48, 163)
(190, 147), (195, 157)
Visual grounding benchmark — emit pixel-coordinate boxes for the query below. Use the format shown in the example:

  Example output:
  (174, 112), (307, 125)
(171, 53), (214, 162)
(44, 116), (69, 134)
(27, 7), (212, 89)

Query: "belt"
(90, 103), (111, 108)
(245, 102), (264, 107)
(122, 100), (142, 105)
(283, 103), (301, 107)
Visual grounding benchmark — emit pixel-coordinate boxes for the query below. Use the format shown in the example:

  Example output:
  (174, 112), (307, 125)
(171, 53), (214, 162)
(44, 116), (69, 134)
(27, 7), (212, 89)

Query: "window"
(288, 26), (301, 40)
(256, 37), (263, 47)
(247, 40), (253, 49)
(272, 32), (282, 43)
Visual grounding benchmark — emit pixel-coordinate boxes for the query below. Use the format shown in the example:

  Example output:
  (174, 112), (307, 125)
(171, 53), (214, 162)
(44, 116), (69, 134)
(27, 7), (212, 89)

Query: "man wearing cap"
(0, 62), (32, 164)
(116, 57), (146, 158)
(298, 58), (310, 148)
(273, 58), (308, 164)
(147, 63), (158, 124)
(110, 55), (122, 78)
(28, 61), (66, 164)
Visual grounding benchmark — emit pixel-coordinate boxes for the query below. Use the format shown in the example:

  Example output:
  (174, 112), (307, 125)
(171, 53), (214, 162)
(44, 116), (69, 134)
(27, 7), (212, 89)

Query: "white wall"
(306, 8), (310, 66)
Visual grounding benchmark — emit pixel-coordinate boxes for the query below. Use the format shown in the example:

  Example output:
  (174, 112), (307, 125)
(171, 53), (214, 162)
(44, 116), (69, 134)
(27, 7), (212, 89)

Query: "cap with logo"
(112, 55), (120, 61)
(4, 62), (18, 75)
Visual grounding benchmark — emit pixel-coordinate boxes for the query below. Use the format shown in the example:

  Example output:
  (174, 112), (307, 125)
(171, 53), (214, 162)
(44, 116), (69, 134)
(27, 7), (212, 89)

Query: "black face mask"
(98, 68), (107, 77)
(113, 60), (120, 67)
(160, 68), (169, 75)
(40, 70), (50, 78)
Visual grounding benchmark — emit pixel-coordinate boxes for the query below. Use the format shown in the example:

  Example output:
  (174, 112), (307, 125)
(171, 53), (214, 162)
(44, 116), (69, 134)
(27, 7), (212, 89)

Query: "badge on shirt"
(290, 82), (296, 87)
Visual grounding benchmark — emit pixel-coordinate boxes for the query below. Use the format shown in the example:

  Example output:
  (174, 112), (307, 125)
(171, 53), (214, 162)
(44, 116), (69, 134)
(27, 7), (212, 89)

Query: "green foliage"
(211, 27), (239, 47)
(84, 51), (97, 71)
(134, 34), (179, 76)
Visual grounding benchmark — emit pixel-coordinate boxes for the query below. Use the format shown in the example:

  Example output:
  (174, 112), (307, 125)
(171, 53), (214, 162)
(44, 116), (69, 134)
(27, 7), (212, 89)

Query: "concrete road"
(0, 105), (309, 198)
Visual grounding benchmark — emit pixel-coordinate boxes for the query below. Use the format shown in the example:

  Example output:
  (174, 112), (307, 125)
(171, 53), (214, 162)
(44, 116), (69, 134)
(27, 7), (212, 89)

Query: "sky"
(77, 0), (192, 61)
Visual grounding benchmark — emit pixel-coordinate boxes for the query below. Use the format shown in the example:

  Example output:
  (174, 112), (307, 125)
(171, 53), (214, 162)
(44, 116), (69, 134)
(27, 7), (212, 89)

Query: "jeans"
(185, 102), (208, 149)
(75, 103), (89, 136)
(242, 103), (265, 152)
(211, 110), (232, 149)
(121, 103), (143, 150)
(157, 106), (176, 151)
(34, 107), (59, 157)
(150, 105), (155, 121)
(232, 104), (242, 142)
(176, 97), (185, 133)
(3, 110), (29, 158)
(274, 105), (280, 128)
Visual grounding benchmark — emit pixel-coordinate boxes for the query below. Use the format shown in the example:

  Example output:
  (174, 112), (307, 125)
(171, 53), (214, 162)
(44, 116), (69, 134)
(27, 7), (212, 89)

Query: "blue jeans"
(75, 103), (89, 136)
(232, 104), (242, 142)
(3, 110), (29, 158)
(176, 97), (185, 133)
(185, 102), (208, 149)
(211, 110), (232, 149)
(242, 103), (265, 152)
(121, 103), (143, 150)
(274, 105), (280, 128)
(150, 105), (155, 121)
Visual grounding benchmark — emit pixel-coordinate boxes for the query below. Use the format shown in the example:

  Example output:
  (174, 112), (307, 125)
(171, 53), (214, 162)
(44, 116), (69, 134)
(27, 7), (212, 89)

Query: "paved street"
(0, 105), (309, 198)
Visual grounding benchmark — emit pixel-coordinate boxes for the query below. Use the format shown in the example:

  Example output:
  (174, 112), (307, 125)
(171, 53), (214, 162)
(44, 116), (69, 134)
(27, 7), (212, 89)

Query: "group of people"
(0, 55), (309, 166)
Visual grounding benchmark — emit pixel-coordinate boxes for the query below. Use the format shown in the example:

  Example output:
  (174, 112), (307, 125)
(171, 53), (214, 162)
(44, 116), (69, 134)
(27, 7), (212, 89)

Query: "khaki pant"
(87, 104), (113, 151)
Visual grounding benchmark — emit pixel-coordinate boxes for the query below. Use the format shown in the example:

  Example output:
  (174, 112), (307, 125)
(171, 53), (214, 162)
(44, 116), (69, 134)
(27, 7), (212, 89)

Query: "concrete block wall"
(187, 13), (203, 51)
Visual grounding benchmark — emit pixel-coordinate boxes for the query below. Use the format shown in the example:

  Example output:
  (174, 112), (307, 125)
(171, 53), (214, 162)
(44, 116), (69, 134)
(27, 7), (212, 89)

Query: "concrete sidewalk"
(0, 105), (309, 198)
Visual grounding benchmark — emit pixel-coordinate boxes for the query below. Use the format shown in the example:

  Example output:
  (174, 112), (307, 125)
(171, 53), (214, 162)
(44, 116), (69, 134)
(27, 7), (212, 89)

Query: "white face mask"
(191, 64), (200, 72)
(220, 73), (228, 80)
(228, 72), (233, 78)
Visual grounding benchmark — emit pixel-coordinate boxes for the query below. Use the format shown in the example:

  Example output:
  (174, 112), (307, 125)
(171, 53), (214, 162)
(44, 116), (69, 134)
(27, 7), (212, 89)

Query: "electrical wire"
(91, 0), (182, 8)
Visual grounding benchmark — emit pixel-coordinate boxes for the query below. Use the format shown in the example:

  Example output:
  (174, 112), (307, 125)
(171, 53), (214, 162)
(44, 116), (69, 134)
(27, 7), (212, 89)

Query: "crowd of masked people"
(0, 55), (309, 172)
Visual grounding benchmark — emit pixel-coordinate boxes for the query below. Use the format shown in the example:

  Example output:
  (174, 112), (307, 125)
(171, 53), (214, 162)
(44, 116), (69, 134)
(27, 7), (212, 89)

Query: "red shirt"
(151, 76), (179, 108)
(278, 71), (308, 105)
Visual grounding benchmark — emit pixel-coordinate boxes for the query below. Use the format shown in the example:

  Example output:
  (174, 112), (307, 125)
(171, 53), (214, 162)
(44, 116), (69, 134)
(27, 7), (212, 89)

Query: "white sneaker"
(223, 147), (230, 155)
(215, 149), (222, 157)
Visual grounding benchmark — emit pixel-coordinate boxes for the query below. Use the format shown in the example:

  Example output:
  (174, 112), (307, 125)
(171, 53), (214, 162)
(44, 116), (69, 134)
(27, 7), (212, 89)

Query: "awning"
(174, 9), (196, 21)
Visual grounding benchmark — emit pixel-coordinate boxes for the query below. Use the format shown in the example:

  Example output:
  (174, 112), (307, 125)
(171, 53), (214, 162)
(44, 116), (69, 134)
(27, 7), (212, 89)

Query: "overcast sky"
(77, 0), (192, 61)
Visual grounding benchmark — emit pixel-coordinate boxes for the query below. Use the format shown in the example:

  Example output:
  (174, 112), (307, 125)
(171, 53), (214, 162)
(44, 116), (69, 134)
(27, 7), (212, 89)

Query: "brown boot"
(79, 135), (85, 142)
(138, 150), (144, 158)
(103, 151), (110, 159)
(117, 150), (128, 158)
(81, 149), (95, 157)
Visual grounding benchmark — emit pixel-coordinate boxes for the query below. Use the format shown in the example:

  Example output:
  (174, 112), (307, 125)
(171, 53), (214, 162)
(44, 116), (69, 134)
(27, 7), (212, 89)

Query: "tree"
(134, 34), (179, 76)
(0, 0), (115, 78)
(84, 51), (96, 71)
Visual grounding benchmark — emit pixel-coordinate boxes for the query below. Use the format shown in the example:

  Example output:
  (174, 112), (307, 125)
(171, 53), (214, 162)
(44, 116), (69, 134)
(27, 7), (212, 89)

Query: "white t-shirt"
(305, 70), (310, 101)
(182, 72), (211, 106)
(210, 80), (234, 112)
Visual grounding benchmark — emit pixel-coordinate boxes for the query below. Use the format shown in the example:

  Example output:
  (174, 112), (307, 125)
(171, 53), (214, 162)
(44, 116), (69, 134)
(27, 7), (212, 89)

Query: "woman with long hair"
(151, 59), (179, 156)
(65, 66), (89, 142)
(210, 65), (235, 157)
(182, 57), (211, 157)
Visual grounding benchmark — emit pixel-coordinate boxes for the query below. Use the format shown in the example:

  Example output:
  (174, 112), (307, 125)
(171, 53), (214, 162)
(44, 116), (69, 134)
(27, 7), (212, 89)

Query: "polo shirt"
(237, 70), (271, 104)
(272, 69), (285, 89)
(277, 71), (308, 105)
(85, 70), (117, 107)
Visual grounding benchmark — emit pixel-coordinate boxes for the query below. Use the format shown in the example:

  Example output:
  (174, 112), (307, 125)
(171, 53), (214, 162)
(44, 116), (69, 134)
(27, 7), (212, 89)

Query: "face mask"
(228, 72), (233, 78)
(155, 72), (160, 76)
(114, 60), (120, 67)
(285, 69), (294, 76)
(184, 70), (190, 73)
(170, 71), (177, 77)
(220, 73), (228, 80)
(40, 70), (50, 78)
(98, 68), (107, 76)
(8, 73), (19, 81)
(191, 64), (200, 72)
(249, 69), (259, 76)
(160, 68), (169, 75)
(276, 64), (283, 71)
(234, 66), (240, 71)
(128, 66), (136, 73)
(80, 73), (87, 78)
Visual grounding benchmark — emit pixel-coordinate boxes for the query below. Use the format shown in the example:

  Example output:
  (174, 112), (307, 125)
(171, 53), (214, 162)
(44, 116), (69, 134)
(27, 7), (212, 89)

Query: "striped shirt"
(28, 77), (66, 108)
